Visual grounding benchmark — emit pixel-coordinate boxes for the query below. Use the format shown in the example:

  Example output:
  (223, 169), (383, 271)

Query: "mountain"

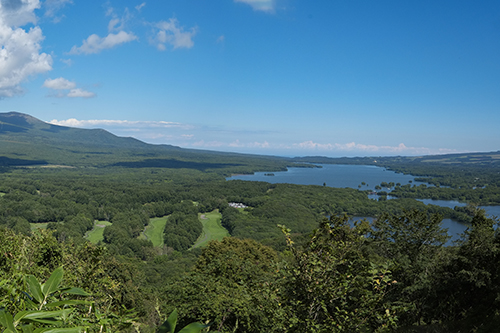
(0, 112), (150, 149)
(0, 112), (289, 172)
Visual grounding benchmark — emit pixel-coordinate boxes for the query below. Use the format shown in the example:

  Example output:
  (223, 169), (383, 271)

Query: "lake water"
(228, 164), (500, 244)
(228, 164), (427, 191)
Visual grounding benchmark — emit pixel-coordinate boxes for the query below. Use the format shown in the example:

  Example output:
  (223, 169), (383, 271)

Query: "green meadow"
(191, 210), (229, 249)
(86, 221), (112, 244)
(141, 216), (168, 247)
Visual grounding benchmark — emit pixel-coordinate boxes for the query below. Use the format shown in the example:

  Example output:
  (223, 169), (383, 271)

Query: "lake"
(228, 164), (427, 191)
(228, 164), (500, 243)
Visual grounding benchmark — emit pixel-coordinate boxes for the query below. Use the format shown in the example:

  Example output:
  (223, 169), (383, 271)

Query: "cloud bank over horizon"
(48, 117), (459, 157)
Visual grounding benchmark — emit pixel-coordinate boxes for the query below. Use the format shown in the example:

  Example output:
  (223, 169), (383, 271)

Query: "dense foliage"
(0, 149), (499, 331)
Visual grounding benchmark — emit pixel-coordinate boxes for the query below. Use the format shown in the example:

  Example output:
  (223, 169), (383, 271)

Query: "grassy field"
(86, 221), (112, 244)
(141, 216), (168, 247)
(191, 210), (229, 249)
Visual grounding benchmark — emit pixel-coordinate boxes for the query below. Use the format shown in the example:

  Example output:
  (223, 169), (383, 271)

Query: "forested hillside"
(1, 113), (500, 332)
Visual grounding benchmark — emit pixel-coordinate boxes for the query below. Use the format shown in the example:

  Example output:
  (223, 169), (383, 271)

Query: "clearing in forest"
(30, 223), (49, 231)
(191, 210), (229, 249)
(86, 221), (112, 244)
(141, 216), (168, 247)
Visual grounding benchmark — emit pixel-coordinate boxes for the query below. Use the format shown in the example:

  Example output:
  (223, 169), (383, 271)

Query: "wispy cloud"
(216, 35), (225, 44)
(43, 0), (72, 23)
(135, 2), (146, 12)
(46, 118), (456, 156)
(289, 141), (457, 156)
(49, 118), (195, 145)
(106, 5), (132, 33)
(187, 139), (457, 156)
(68, 31), (137, 55)
(150, 18), (197, 50)
(49, 118), (192, 129)
(234, 0), (275, 13)
(68, 5), (137, 55)
(0, 0), (52, 97)
(67, 88), (95, 98)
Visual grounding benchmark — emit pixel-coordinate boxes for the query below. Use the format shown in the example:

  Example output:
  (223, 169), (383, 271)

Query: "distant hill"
(293, 151), (500, 167)
(0, 112), (289, 173)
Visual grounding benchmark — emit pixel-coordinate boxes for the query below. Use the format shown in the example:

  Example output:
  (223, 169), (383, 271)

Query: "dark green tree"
(370, 209), (450, 326)
(277, 216), (399, 332)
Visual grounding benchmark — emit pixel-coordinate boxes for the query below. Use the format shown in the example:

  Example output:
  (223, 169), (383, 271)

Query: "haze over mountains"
(1, 112), (499, 170)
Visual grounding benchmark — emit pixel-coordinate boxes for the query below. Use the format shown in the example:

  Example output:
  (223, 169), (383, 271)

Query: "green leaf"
(0, 309), (17, 332)
(21, 323), (34, 333)
(33, 328), (83, 333)
(157, 309), (178, 333)
(178, 322), (211, 333)
(45, 300), (90, 308)
(42, 267), (63, 297)
(16, 309), (73, 325)
(60, 288), (90, 296)
(24, 318), (61, 326)
(14, 310), (31, 322)
(26, 275), (44, 304)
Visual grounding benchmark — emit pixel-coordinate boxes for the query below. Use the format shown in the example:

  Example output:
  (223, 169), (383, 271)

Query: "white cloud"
(192, 140), (225, 148)
(151, 18), (197, 50)
(67, 88), (95, 98)
(43, 0), (72, 22)
(229, 139), (270, 148)
(49, 118), (191, 129)
(43, 77), (76, 90)
(60, 58), (72, 66)
(48, 118), (195, 145)
(290, 141), (456, 155)
(45, 118), (458, 156)
(135, 2), (146, 11)
(0, 1), (52, 98)
(43, 77), (95, 98)
(234, 0), (275, 12)
(0, 0), (39, 27)
(183, 138), (457, 156)
(107, 18), (121, 32)
(68, 30), (137, 54)
(105, 6), (131, 33)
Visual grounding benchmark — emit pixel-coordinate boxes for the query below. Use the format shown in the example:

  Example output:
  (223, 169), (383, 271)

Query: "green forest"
(1, 113), (500, 332)
(1, 162), (499, 333)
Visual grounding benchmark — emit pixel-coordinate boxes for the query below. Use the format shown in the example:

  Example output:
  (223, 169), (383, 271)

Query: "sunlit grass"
(191, 210), (229, 249)
(141, 216), (168, 247)
(86, 221), (112, 244)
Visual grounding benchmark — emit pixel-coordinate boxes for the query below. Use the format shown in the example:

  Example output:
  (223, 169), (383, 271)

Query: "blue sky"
(1, 0), (499, 157)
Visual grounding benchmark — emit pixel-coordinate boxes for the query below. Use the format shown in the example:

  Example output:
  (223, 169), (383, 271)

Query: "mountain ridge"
(0, 112), (290, 172)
